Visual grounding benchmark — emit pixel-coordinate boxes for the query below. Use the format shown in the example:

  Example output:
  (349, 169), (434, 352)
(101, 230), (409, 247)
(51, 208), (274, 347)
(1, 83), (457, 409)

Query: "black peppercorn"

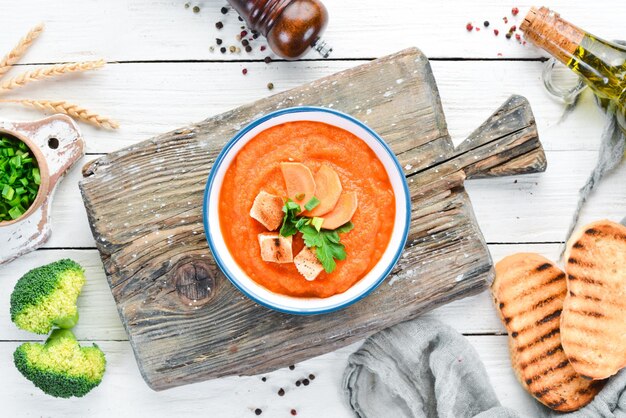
(261, 377), (267, 382)
(267, 82), (274, 90)
(242, 39), (249, 47)
(193, 6), (200, 13)
(264, 56), (272, 64)
(302, 379), (309, 386)
(295, 380), (301, 387)
(505, 32), (512, 39)
(221, 6), (228, 14)
(245, 45), (252, 53)
(309, 374), (315, 380)
(278, 388), (285, 396)
(220, 47), (226, 53)
(216, 21), (224, 29)
(289, 365), (295, 370)
(254, 408), (262, 416)
(216, 38), (223, 45)
(484, 21), (490, 27)
(238, 16), (244, 22)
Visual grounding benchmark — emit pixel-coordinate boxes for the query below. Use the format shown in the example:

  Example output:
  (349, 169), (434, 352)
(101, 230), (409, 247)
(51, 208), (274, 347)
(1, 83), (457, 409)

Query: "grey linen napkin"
(343, 318), (626, 418)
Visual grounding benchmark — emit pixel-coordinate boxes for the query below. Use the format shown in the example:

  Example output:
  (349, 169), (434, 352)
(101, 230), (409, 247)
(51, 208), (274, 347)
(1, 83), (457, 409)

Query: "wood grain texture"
(79, 48), (544, 390)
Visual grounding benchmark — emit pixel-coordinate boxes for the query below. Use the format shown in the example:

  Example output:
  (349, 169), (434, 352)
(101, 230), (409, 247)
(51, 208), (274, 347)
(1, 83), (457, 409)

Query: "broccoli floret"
(13, 329), (106, 398)
(10, 259), (86, 334)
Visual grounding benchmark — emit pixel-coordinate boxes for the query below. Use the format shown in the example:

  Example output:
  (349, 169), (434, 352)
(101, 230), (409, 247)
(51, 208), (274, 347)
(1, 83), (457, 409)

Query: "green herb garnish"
(0, 135), (40, 222)
(279, 200), (353, 273)
(304, 196), (320, 211)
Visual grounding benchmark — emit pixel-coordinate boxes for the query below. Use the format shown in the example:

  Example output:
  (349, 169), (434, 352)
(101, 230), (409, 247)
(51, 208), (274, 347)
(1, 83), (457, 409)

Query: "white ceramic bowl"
(203, 107), (410, 314)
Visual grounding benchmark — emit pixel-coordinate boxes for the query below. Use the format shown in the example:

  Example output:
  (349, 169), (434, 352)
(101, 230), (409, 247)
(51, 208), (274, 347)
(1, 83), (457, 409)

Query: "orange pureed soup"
(219, 121), (396, 298)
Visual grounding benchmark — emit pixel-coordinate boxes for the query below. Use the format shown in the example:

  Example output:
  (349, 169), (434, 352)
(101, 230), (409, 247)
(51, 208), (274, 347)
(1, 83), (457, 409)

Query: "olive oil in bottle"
(521, 7), (626, 130)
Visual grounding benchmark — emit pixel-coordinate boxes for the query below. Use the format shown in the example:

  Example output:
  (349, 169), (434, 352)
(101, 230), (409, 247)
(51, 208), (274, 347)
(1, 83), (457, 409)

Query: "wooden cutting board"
(80, 48), (546, 391)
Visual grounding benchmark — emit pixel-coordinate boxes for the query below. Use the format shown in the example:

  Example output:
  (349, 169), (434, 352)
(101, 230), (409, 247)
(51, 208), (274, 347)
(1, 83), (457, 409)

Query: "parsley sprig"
(280, 198), (354, 273)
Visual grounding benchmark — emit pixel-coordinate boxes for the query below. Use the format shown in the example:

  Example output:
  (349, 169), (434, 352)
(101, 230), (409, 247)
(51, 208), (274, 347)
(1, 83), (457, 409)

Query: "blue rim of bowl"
(203, 106), (411, 315)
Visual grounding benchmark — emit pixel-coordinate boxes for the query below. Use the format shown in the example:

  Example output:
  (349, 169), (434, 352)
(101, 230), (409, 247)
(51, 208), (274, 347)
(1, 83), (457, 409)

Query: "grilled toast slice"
(562, 220), (626, 380)
(493, 253), (604, 411)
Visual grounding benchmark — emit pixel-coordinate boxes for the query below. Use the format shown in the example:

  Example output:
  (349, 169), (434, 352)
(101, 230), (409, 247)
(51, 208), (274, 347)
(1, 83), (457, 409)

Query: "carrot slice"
(306, 164), (343, 217)
(280, 162), (316, 212)
(321, 192), (358, 230)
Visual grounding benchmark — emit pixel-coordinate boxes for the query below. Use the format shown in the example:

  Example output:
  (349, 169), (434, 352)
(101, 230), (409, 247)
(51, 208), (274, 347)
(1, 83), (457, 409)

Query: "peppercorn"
(209, 46), (215, 52)
(229, 45), (237, 53)
(309, 374), (315, 380)
(510, 25), (517, 32)
(291, 410), (297, 416)
(278, 388), (285, 396)
(261, 377), (267, 382)
(193, 5), (200, 13)
(494, 29), (499, 36)
(505, 32), (512, 39)
(512, 7), (519, 16)
(483, 21), (490, 27)
(241, 30), (248, 37)
(220, 47), (227, 53)
(253, 33), (259, 39)
(515, 33), (521, 41)
(295, 380), (301, 387)
(289, 365), (295, 370)
(184, 2), (190, 8)
(267, 82), (274, 90)
(216, 21), (224, 29)
(254, 409), (262, 416)
(503, 16), (509, 24)
(242, 68), (248, 75)
(221, 6), (228, 14)
(260, 45), (267, 52)
(466, 22), (473, 31)
(238, 16), (244, 22)
(264, 56), (272, 64)
(216, 38), (223, 45)
(245, 45), (252, 53)
(475, 27), (480, 32)
(242, 39), (249, 47)
(302, 379), (309, 386)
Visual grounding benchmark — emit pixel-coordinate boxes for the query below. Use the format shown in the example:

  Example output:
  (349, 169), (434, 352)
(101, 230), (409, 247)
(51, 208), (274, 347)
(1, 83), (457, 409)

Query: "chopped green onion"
(2, 185), (14, 200)
(304, 196), (320, 211)
(8, 206), (23, 220)
(294, 192), (305, 201)
(0, 135), (40, 222)
(311, 217), (324, 232)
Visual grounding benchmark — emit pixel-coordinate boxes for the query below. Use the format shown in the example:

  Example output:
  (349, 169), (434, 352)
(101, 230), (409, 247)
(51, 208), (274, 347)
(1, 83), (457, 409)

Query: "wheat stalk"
(0, 23), (45, 81)
(0, 99), (119, 130)
(0, 59), (105, 94)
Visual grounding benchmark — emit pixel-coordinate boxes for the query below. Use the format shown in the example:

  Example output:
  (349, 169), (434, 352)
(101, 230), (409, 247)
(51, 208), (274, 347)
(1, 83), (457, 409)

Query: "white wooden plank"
(34, 148), (626, 248)
(0, 0), (622, 62)
(0, 61), (608, 154)
(0, 336), (541, 416)
(0, 244), (562, 341)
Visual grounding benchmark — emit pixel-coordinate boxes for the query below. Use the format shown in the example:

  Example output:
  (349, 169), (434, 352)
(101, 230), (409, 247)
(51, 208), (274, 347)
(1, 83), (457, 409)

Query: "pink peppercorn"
(512, 7), (519, 16)
(494, 29), (499, 36)
(466, 22), (474, 31)
(242, 68), (248, 75)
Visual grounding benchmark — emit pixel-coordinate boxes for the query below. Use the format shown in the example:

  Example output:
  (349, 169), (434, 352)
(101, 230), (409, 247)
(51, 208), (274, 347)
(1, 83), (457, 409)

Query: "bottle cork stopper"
(520, 6), (584, 64)
(519, 6), (539, 33)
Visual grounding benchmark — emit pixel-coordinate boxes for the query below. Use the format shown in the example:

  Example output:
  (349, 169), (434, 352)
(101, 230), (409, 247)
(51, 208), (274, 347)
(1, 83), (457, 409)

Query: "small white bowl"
(203, 107), (410, 315)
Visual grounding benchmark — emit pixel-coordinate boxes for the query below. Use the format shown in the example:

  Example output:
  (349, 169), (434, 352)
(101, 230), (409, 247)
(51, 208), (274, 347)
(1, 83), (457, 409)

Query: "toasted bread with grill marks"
(493, 253), (604, 411)
(562, 220), (626, 380)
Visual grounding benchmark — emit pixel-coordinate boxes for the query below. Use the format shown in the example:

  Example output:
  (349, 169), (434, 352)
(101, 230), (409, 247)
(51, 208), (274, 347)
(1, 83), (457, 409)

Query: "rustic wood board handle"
(0, 115), (84, 264)
(79, 48), (545, 391)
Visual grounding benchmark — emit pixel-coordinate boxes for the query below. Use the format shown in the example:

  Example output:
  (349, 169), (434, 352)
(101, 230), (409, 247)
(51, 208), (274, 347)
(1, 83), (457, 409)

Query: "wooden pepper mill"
(227, 0), (331, 60)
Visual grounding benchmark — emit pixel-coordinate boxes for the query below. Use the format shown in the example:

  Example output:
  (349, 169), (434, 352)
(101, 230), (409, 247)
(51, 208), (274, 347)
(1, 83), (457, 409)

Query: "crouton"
(294, 247), (324, 281)
(250, 191), (284, 231)
(258, 233), (293, 263)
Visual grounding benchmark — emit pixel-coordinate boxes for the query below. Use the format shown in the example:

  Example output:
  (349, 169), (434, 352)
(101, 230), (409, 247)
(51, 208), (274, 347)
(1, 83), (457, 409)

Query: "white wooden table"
(1, 1), (624, 416)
